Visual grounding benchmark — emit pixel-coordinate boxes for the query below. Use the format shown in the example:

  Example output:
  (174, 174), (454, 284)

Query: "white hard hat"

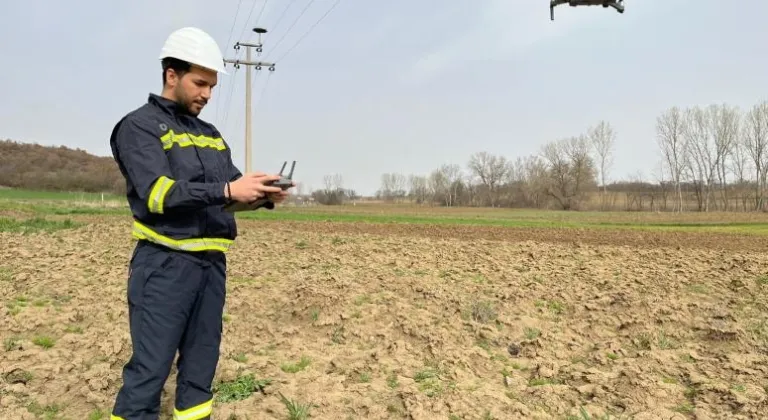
(159, 27), (228, 75)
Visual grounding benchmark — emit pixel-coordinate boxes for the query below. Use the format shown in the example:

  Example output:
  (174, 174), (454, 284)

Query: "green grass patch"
(235, 208), (768, 235)
(0, 217), (81, 233)
(0, 200), (128, 216)
(278, 392), (313, 420)
(0, 189), (120, 201)
(32, 335), (55, 349)
(0, 267), (13, 282)
(213, 374), (272, 403)
(5, 188), (768, 235)
(87, 408), (107, 420)
(26, 401), (63, 420)
(281, 356), (311, 373)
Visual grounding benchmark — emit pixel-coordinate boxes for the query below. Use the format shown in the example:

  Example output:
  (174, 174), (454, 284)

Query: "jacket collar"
(148, 93), (192, 117)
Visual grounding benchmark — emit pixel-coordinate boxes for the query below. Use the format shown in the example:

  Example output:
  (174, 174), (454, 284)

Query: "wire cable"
(253, 70), (274, 113)
(223, 0), (245, 55)
(250, 0), (270, 40)
(216, 0), (245, 123)
(272, 0), (342, 63)
(219, 66), (240, 129)
(266, 0), (317, 56)
(264, 0), (301, 44)
(218, 0), (269, 128)
(229, 70), (273, 163)
(235, 0), (265, 48)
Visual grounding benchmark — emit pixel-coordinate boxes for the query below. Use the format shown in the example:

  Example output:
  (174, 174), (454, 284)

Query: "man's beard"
(175, 87), (205, 116)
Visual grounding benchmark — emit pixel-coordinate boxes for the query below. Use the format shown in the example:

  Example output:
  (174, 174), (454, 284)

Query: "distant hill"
(0, 139), (124, 193)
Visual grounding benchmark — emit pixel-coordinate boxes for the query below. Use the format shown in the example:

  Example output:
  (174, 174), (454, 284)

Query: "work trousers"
(111, 240), (226, 420)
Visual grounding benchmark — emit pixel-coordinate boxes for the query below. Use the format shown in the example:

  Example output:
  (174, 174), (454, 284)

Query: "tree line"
(0, 139), (124, 193)
(0, 139), (362, 205)
(5, 99), (768, 213)
(369, 101), (768, 212)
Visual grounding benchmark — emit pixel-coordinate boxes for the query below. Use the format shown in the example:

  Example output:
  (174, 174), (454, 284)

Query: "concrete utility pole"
(223, 27), (276, 173)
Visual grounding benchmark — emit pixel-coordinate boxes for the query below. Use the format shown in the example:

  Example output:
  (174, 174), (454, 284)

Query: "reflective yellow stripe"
(148, 176), (175, 214)
(132, 220), (233, 252)
(160, 129), (226, 151)
(111, 415), (125, 420)
(173, 399), (213, 420)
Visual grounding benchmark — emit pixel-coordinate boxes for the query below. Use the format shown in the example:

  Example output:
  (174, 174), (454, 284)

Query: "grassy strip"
(236, 209), (768, 235)
(0, 217), (82, 233)
(0, 189), (121, 201)
(2, 192), (768, 235)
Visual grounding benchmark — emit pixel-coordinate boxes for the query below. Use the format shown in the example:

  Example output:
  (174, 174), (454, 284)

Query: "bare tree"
(507, 155), (548, 208)
(708, 103), (740, 210)
(323, 174), (335, 192)
(522, 155), (548, 208)
(683, 106), (720, 211)
(392, 173), (407, 198)
(730, 137), (750, 211)
(408, 174), (429, 204)
(587, 120), (615, 208)
(378, 173), (407, 201)
(467, 152), (509, 207)
(333, 174), (343, 190)
(439, 164), (462, 207)
(743, 101), (768, 210)
(315, 173), (346, 205)
(378, 173), (393, 200)
(428, 169), (449, 206)
(541, 135), (597, 210)
(462, 172), (476, 206)
(656, 106), (688, 212)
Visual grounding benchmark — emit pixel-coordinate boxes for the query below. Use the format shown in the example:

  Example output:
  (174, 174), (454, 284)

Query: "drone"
(550, 0), (625, 20)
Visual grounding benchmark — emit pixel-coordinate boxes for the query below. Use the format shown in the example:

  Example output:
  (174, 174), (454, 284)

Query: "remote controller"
(223, 161), (296, 212)
(266, 161), (295, 190)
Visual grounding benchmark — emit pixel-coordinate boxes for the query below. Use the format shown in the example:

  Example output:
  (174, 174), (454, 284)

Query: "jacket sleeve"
(113, 116), (227, 215)
(219, 137), (274, 210)
(221, 138), (243, 182)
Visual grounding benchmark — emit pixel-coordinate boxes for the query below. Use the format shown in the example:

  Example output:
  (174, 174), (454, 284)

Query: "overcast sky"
(1, 1), (766, 195)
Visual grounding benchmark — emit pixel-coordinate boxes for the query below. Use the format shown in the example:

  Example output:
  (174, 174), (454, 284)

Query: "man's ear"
(165, 68), (178, 87)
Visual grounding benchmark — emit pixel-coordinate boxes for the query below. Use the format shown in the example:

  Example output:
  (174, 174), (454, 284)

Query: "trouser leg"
(173, 252), (226, 420)
(111, 243), (205, 420)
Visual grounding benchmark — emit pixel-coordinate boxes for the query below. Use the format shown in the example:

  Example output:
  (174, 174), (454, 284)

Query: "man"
(109, 27), (289, 420)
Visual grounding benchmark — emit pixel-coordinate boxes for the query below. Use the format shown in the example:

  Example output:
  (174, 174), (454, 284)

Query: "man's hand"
(267, 181), (295, 204)
(226, 172), (283, 203)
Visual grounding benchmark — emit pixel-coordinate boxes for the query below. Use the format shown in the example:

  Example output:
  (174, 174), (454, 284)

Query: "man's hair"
(162, 57), (192, 85)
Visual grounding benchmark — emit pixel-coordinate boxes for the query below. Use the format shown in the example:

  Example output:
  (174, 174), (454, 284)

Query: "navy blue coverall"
(109, 93), (270, 420)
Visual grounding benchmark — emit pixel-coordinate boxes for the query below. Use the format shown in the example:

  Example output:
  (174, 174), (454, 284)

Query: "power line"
(267, 0), (317, 55)
(253, 70), (274, 114)
(216, 0), (246, 122)
(223, 28), (277, 173)
(219, 66), (240, 129)
(235, 0), (265, 49)
(250, 0), (270, 38)
(223, 0), (245, 54)
(218, 0), (269, 129)
(272, 0), (341, 63)
(231, 70), (273, 145)
(264, 0), (301, 43)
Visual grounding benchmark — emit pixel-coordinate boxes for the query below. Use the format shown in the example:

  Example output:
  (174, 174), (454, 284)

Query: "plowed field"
(2, 214), (768, 419)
